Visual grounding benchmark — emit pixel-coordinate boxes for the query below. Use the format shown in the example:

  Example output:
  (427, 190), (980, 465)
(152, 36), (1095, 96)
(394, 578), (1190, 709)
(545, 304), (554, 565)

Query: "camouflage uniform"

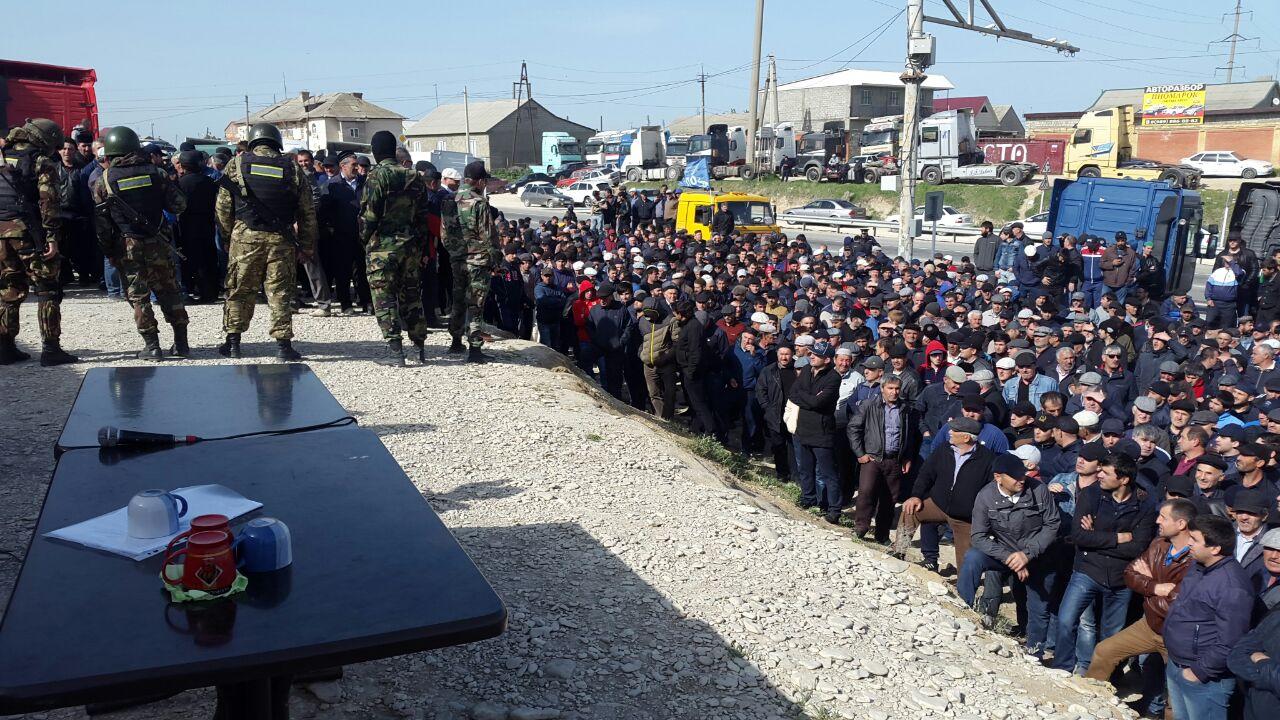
(360, 158), (429, 343)
(215, 147), (317, 340)
(91, 153), (189, 335)
(442, 184), (498, 349)
(0, 128), (65, 345)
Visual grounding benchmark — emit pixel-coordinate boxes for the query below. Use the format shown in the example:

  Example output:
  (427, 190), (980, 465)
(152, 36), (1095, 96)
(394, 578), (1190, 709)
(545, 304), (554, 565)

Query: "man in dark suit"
(894, 416), (997, 575)
(317, 153), (371, 314)
(174, 151), (219, 302)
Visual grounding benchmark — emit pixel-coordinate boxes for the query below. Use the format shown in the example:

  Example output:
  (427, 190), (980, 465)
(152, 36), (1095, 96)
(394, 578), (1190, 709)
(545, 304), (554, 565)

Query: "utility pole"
(1214, 0), (1251, 82)
(244, 95), (250, 139)
(511, 61), (533, 170)
(699, 64), (708, 135)
(282, 72), (288, 97)
(434, 83), (439, 108)
(769, 55), (781, 125)
(745, 0), (765, 174)
(463, 86), (471, 158)
(896, 0), (1077, 259)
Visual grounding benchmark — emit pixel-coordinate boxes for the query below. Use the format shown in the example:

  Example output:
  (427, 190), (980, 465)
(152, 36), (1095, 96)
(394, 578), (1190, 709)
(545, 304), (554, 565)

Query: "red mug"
(162, 530), (237, 593)
(164, 514), (231, 558)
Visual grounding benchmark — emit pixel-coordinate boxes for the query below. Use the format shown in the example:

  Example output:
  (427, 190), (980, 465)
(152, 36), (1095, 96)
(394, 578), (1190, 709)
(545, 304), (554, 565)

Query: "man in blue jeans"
(1052, 452), (1156, 673)
(1163, 514), (1254, 720)
(960, 453), (1061, 654)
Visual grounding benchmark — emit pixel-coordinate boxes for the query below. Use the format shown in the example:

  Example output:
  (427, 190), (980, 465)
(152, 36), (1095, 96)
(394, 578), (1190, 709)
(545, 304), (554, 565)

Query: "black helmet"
(103, 126), (142, 158)
(23, 118), (64, 151)
(247, 123), (283, 151)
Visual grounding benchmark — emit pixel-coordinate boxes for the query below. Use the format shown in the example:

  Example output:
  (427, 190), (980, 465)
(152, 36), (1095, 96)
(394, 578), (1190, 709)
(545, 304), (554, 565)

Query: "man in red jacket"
(1086, 498), (1198, 717)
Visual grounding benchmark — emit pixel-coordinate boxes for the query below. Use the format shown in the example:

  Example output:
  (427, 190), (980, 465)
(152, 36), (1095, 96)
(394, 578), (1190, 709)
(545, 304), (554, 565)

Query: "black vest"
(234, 153), (297, 231)
(0, 147), (40, 221)
(106, 164), (165, 238)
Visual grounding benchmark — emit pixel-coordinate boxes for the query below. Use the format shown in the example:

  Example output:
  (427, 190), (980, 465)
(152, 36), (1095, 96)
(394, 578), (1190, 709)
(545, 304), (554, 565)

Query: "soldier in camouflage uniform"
(361, 131), (430, 366)
(214, 123), (317, 360)
(442, 160), (499, 364)
(0, 118), (78, 366)
(91, 126), (190, 360)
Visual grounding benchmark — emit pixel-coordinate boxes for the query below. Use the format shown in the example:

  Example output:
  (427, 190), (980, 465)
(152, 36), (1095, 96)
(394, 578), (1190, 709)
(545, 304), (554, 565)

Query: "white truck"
(621, 125), (682, 181)
(916, 109), (1037, 186)
(755, 122), (796, 175)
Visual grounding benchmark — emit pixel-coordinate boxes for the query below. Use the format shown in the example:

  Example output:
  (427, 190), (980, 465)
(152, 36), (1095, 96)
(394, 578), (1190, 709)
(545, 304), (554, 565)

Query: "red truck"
(0, 59), (98, 137)
(980, 138), (1064, 175)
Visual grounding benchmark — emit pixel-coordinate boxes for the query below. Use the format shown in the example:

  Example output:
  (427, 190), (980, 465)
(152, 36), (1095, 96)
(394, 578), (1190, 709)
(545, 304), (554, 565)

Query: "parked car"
(557, 166), (620, 188)
(519, 184), (572, 207)
(781, 199), (867, 226)
(886, 204), (973, 226)
(1001, 211), (1050, 237)
(562, 180), (613, 206)
(1180, 151), (1274, 178)
(510, 172), (555, 191)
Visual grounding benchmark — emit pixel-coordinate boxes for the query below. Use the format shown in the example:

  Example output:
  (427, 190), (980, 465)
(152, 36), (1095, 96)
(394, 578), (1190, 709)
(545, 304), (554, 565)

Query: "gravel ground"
(0, 290), (1135, 720)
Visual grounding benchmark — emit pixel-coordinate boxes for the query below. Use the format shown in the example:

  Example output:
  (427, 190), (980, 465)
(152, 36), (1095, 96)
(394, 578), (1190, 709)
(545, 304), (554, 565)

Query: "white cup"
(127, 489), (189, 539)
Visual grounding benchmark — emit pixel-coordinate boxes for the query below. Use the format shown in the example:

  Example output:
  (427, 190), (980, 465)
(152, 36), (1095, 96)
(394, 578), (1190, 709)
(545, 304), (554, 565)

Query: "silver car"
(781, 199), (867, 227)
(520, 184), (573, 208)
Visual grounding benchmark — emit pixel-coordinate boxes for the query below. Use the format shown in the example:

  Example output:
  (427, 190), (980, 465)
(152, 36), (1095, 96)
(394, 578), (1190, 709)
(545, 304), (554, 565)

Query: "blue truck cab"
(1046, 176), (1205, 295)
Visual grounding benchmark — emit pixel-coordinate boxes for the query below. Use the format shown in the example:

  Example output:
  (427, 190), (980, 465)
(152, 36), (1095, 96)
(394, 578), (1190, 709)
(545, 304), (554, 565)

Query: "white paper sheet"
(44, 484), (263, 561)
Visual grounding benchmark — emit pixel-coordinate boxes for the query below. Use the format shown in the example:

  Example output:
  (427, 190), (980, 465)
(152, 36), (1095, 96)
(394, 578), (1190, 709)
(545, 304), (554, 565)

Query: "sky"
(4, 0), (1279, 143)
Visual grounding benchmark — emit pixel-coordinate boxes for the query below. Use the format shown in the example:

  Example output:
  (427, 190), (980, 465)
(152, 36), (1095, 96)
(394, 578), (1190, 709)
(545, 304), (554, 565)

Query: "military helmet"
(247, 123), (283, 150)
(103, 126), (142, 158)
(22, 118), (65, 151)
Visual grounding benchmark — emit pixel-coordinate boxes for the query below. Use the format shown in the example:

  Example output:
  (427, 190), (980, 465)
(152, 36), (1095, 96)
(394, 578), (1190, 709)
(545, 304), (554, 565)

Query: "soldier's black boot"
(466, 346), (491, 364)
(275, 339), (303, 362)
(377, 339), (405, 367)
(411, 341), (426, 365)
(137, 332), (164, 361)
(217, 333), (242, 358)
(447, 334), (465, 354)
(169, 326), (190, 358)
(0, 335), (29, 364)
(39, 340), (79, 367)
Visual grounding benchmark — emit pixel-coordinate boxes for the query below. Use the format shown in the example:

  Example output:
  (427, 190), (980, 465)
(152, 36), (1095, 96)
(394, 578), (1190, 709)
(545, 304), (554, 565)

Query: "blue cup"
(235, 518), (292, 573)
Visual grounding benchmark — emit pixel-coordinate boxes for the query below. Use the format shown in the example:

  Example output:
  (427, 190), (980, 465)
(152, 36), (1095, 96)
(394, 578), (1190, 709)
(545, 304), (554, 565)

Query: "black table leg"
(213, 676), (290, 720)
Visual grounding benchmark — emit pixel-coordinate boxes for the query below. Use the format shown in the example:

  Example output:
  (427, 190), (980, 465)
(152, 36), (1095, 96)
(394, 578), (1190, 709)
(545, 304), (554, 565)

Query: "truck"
(796, 125), (850, 182)
(980, 137), (1065, 175)
(1223, 180), (1280, 261)
(619, 125), (681, 181)
(583, 129), (631, 168)
(686, 124), (758, 180)
(675, 190), (779, 238)
(1046, 176), (1203, 295)
(915, 109), (1037, 186)
(858, 115), (902, 156)
(664, 132), (690, 168)
(754, 122), (796, 175)
(1063, 105), (1201, 189)
(538, 131), (584, 175)
(0, 59), (98, 137)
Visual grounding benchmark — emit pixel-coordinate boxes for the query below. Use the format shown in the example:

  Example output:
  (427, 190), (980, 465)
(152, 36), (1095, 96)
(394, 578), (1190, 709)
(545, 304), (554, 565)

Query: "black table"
(55, 365), (352, 455)
(0, 430), (506, 717)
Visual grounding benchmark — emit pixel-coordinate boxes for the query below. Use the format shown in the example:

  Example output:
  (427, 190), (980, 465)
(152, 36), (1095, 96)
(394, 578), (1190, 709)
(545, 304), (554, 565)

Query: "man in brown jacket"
(1086, 498), (1198, 716)
(1101, 231), (1137, 303)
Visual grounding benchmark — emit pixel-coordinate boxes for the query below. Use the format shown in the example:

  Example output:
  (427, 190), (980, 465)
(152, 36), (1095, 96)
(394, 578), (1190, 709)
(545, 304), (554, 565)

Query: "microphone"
(97, 426), (200, 448)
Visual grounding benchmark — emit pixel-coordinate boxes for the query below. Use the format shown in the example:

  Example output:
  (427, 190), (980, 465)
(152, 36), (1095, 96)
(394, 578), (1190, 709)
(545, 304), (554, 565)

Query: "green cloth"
(161, 563), (248, 602)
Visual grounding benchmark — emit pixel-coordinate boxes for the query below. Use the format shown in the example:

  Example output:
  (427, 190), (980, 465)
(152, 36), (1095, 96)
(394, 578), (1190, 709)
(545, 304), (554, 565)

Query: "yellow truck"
(676, 191), (780, 238)
(1063, 105), (1201, 189)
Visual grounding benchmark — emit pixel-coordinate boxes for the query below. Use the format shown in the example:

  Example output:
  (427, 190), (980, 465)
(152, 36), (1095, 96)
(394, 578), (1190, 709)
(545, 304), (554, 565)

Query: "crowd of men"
(4, 116), (1280, 718)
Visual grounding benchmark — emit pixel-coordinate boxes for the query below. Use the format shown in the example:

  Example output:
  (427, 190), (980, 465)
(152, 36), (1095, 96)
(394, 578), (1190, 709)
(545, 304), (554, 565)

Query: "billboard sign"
(1141, 83), (1206, 126)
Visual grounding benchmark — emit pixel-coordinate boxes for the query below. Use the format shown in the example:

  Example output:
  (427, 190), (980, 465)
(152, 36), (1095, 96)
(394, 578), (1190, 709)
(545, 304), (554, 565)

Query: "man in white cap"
(440, 167), (461, 192)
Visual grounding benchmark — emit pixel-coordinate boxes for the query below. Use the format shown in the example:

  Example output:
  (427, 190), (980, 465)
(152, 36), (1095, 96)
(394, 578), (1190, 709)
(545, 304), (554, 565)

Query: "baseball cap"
(1080, 443), (1109, 462)
(1010, 445), (1041, 466)
(441, 167), (461, 180)
(463, 160), (490, 180)
(1011, 401), (1037, 418)
(1101, 419), (1125, 436)
(1237, 441), (1266, 458)
(1149, 381), (1171, 397)
(961, 395), (986, 413)
(994, 453), (1027, 480)
(1034, 413), (1057, 431)
(1134, 397), (1158, 414)
(1217, 425), (1245, 440)
(812, 340), (835, 359)
(861, 356), (885, 370)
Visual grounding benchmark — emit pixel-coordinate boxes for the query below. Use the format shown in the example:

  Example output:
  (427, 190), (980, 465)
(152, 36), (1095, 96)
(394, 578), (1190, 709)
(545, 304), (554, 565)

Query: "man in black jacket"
(673, 299), (720, 442)
(895, 417), (996, 574)
(847, 375), (923, 542)
(174, 151), (219, 303)
(789, 340), (843, 521)
(755, 344), (798, 481)
(317, 155), (371, 314)
(587, 282), (634, 401)
(711, 203), (735, 238)
(1051, 452), (1157, 674)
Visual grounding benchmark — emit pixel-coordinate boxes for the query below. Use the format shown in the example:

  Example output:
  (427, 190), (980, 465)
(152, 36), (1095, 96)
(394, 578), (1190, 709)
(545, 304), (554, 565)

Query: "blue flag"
(680, 157), (711, 190)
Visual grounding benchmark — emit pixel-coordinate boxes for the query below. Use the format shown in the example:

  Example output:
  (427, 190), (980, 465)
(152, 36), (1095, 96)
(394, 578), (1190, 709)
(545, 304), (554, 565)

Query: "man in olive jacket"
(847, 375), (923, 542)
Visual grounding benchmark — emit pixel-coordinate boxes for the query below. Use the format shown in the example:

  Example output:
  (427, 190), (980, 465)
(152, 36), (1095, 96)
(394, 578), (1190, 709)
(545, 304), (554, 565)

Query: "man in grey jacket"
(847, 376), (923, 542)
(959, 453), (1062, 653)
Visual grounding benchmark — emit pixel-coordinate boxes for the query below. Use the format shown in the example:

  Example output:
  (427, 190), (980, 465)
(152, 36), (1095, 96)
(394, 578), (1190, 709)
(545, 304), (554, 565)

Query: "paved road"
(489, 194), (1209, 296)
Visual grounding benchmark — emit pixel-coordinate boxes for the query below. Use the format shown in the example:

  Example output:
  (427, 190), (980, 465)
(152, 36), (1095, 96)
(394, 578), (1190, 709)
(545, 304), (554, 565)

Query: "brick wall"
(1134, 129), (1199, 163)
(1204, 128), (1274, 161)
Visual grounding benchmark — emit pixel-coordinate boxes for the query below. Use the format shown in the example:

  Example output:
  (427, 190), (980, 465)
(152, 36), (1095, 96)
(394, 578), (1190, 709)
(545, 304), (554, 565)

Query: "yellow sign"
(1141, 84), (1206, 126)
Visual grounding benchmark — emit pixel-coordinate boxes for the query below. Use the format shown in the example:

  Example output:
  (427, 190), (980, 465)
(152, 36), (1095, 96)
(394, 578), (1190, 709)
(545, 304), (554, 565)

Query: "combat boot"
(377, 339), (406, 367)
(0, 335), (30, 364)
(39, 340), (79, 367)
(466, 346), (491, 364)
(217, 333), (242, 358)
(137, 332), (164, 361)
(169, 326), (191, 358)
(447, 334), (465, 354)
(411, 341), (427, 366)
(276, 339), (303, 362)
